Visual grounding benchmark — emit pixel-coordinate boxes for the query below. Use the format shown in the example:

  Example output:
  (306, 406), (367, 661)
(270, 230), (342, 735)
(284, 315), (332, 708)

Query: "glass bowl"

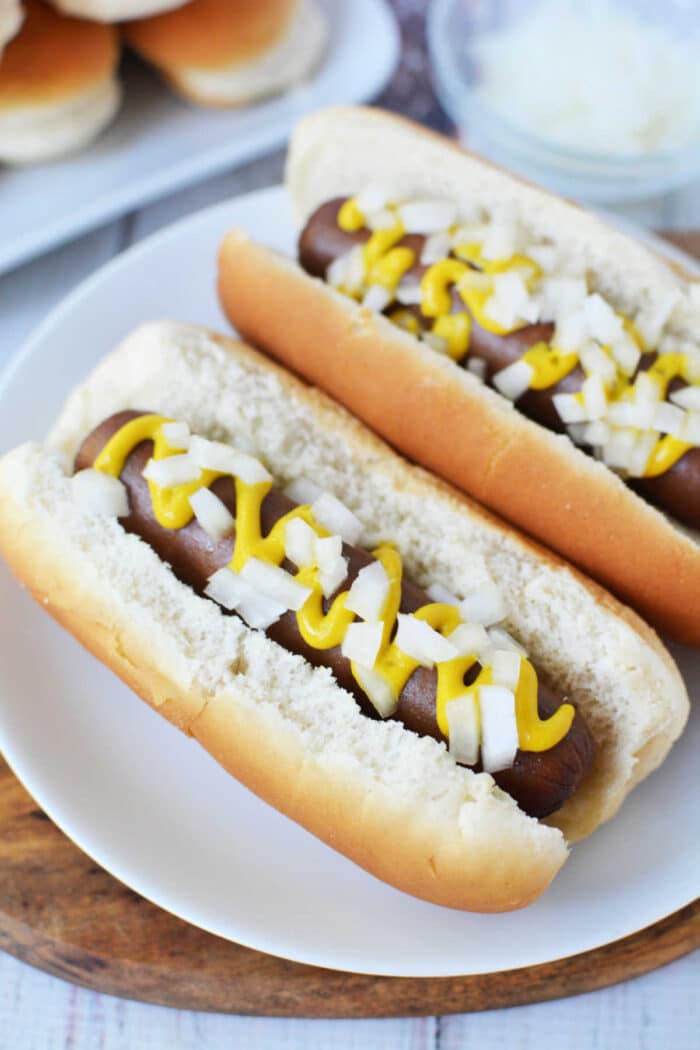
(428, 0), (700, 204)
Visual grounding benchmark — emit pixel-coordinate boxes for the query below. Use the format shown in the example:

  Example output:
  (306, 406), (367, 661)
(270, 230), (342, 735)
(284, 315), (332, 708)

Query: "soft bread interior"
(0, 322), (688, 909)
(286, 107), (700, 347)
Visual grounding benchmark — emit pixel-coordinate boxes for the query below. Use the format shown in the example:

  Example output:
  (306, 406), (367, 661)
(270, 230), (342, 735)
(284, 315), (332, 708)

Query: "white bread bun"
(0, 0), (23, 53)
(216, 106), (700, 644)
(47, 0), (188, 21)
(0, 0), (121, 164)
(0, 322), (688, 911)
(123, 0), (327, 107)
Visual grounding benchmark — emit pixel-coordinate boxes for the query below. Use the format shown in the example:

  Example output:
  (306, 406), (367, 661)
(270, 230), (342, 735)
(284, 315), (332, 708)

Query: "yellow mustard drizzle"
(336, 196), (699, 479)
(94, 415), (574, 754)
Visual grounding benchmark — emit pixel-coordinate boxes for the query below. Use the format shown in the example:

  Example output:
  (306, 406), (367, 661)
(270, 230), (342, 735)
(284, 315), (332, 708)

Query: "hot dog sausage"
(75, 411), (594, 819)
(298, 199), (700, 530)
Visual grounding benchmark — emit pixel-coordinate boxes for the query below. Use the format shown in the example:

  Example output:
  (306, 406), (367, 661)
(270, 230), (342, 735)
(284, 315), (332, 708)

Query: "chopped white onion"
(204, 567), (286, 629)
(685, 350), (700, 383)
(71, 469), (129, 518)
(395, 282), (424, 305)
(554, 309), (588, 352)
(605, 400), (649, 429)
(188, 487), (235, 542)
(466, 356), (488, 381)
(584, 420), (611, 447)
(397, 200), (456, 234)
(426, 581), (460, 606)
(341, 620), (384, 669)
(527, 244), (558, 273)
(319, 556), (349, 599)
(583, 293), (623, 344)
(603, 427), (638, 471)
(627, 430), (659, 477)
(240, 557), (312, 612)
(538, 277), (588, 323)
(479, 686), (519, 773)
(161, 421), (191, 450)
(484, 271), (537, 330)
(204, 567), (247, 610)
(353, 665), (398, 718)
(681, 411), (700, 445)
(652, 401), (686, 437)
(355, 186), (392, 214)
(567, 423), (589, 445)
(670, 386), (700, 412)
(345, 560), (391, 621)
(481, 221), (518, 261)
(458, 580), (506, 627)
(326, 245), (365, 294)
(447, 622), (492, 659)
(284, 476), (323, 506)
(188, 436), (271, 485)
(394, 614), (458, 667)
(284, 517), (317, 568)
(635, 289), (681, 348)
(552, 392), (586, 424)
(610, 332), (641, 376)
(491, 649), (522, 691)
(488, 626), (527, 656)
(581, 374), (608, 420)
(446, 694), (480, 767)
(362, 285), (392, 312)
(311, 492), (363, 545)
(634, 371), (663, 409)
(143, 454), (201, 488)
(314, 534), (343, 570)
(420, 232), (451, 265)
(365, 208), (397, 231)
(579, 341), (617, 386)
(493, 359), (533, 401)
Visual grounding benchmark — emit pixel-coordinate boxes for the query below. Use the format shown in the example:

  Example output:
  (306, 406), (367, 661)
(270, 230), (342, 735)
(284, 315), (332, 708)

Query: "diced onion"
(681, 411), (700, 445)
(71, 469), (129, 518)
(366, 208), (397, 231)
(538, 277), (588, 323)
(527, 244), (558, 273)
(605, 400), (649, 429)
(284, 517), (317, 568)
(341, 620), (384, 668)
(143, 454), (201, 488)
(581, 374), (607, 420)
(319, 555), (349, 599)
(488, 626), (527, 656)
(420, 232), (451, 265)
(353, 665), (398, 718)
(670, 386), (700, 412)
(188, 487), (235, 542)
(567, 423), (588, 445)
(422, 331), (449, 354)
(447, 622), (492, 659)
(491, 649), (522, 691)
(397, 200), (456, 234)
(345, 560), (390, 621)
(284, 477), (323, 506)
(652, 401), (686, 437)
(479, 685), (519, 773)
(394, 614), (458, 667)
(326, 245), (365, 294)
(610, 332), (641, 376)
(426, 582), (460, 606)
(635, 290), (681, 348)
(466, 356), (487, 381)
(481, 221), (518, 261)
(161, 421), (191, 450)
(603, 427), (638, 471)
(395, 282), (424, 305)
(554, 309), (588, 352)
(627, 430), (659, 477)
(362, 285), (392, 312)
(355, 186), (391, 214)
(584, 420), (610, 447)
(314, 534), (342, 570)
(552, 392), (586, 424)
(446, 694), (480, 767)
(188, 436), (271, 485)
(458, 580), (506, 626)
(204, 567), (246, 610)
(583, 293), (623, 344)
(579, 341), (617, 386)
(240, 557), (312, 612)
(311, 492), (363, 545)
(633, 371), (662, 409)
(493, 359), (533, 401)
(204, 567), (286, 629)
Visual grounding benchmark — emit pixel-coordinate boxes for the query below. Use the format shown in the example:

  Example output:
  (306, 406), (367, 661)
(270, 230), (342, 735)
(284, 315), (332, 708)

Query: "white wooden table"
(0, 152), (698, 1050)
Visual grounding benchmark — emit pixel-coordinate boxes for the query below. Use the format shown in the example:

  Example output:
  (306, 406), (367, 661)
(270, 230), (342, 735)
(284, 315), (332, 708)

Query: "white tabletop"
(0, 151), (698, 1049)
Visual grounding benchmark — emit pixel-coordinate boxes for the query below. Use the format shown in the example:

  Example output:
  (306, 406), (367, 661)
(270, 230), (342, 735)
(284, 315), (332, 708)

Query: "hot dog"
(74, 408), (594, 820)
(0, 321), (688, 911)
(216, 106), (700, 645)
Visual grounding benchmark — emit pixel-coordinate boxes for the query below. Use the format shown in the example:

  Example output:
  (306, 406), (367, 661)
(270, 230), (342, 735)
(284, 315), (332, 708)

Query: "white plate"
(0, 0), (398, 277)
(0, 186), (698, 978)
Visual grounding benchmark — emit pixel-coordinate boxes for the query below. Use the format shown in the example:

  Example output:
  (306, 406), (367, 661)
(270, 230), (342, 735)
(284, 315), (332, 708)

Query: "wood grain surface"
(0, 755), (697, 1017)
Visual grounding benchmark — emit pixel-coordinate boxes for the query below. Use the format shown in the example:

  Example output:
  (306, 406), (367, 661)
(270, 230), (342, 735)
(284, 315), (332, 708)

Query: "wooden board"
(0, 756), (697, 1017)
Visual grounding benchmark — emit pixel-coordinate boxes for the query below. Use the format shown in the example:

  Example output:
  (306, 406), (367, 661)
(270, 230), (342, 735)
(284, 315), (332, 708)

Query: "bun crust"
(0, 322), (688, 910)
(215, 108), (700, 645)
(0, 0), (119, 107)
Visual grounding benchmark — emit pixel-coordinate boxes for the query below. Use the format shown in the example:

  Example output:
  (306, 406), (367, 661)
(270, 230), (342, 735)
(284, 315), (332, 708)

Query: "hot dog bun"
(0, 322), (688, 910)
(47, 0), (188, 20)
(0, 0), (121, 164)
(123, 0), (327, 107)
(217, 106), (700, 645)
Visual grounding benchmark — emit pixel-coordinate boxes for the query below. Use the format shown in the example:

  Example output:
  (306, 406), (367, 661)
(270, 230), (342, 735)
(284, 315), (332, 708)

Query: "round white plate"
(0, 187), (698, 978)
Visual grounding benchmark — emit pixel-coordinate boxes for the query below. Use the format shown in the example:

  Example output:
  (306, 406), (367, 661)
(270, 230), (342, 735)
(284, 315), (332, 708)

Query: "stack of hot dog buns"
(0, 321), (688, 911)
(218, 106), (700, 645)
(123, 0), (327, 108)
(0, 0), (327, 164)
(0, 0), (121, 163)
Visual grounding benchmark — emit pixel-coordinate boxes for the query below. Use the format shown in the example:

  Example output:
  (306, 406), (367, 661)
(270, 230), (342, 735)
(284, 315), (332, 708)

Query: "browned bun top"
(123, 0), (297, 70)
(0, 0), (119, 108)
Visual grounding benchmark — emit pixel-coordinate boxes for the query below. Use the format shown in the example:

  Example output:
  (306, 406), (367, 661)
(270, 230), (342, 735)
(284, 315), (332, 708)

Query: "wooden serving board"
(0, 756), (698, 1017)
